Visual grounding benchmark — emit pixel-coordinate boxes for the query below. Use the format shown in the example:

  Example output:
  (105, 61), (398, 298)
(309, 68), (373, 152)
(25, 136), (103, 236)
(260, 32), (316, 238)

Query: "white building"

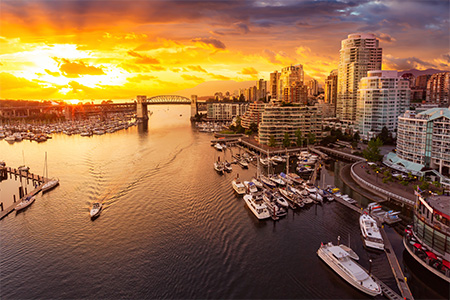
(207, 103), (248, 120)
(337, 33), (382, 122)
(241, 101), (265, 129)
(384, 107), (450, 189)
(357, 70), (410, 140)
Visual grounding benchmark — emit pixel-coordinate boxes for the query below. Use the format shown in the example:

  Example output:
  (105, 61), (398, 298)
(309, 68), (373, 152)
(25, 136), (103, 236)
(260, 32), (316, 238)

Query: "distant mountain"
(174, 80), (255, 98)
(399, 68), (448, 77)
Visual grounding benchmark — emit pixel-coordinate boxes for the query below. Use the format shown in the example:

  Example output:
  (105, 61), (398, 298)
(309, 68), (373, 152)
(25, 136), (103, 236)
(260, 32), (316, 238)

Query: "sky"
(0, 0), (449, 101)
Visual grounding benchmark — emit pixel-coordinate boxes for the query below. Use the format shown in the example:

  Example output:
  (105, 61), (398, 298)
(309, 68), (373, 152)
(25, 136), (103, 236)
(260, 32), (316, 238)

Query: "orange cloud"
(54, 58), (105, 78)
(192, 37), (226, 51)
(181, 74), (204, 82)
(186, 65), (207, 73)
(239, 67), (258, 75)
(127, 50), (160, 64)
(127, 74), (157, 83)
(45, 69), (61, 77)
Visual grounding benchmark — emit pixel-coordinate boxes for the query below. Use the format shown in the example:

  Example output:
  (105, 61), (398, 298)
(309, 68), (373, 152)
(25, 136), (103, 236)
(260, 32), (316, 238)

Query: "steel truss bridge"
(143, 95), (191, 105)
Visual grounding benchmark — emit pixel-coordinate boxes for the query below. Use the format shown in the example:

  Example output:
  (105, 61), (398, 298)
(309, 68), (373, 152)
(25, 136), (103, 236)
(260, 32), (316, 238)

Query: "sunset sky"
(0, 0), (449, 101)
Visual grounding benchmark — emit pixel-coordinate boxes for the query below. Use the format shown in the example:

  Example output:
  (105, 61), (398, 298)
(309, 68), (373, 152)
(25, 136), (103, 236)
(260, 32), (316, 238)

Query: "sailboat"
(18, 150), (30, 172)
(41, 152), (59, 193)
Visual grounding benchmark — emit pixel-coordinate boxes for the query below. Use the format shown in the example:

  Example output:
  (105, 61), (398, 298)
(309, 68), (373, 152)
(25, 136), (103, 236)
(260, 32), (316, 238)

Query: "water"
(0, 105), (444, 299)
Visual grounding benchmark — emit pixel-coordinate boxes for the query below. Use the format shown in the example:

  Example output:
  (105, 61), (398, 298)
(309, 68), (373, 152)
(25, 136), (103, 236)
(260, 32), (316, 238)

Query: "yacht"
(360, 214), (384, 250)
(15, 196), (36, 211)
(273, 192), (289, 208)
(238, 159), (249, 169)
(90, 202), (103, 218)
(244, 181), (258, 194)
(42, 178), (60, 193)
(223, 161), (232, 172)
(243, 193), (270, 220)
(251, 177), (264, 189)
(269, 175), (286, 186)
(232, 175), (246, 195)
(214, 143), (223, 151)
(317, 242), (381, 296)
(214, 161), (224, 174)
(259, 175), (276, 188)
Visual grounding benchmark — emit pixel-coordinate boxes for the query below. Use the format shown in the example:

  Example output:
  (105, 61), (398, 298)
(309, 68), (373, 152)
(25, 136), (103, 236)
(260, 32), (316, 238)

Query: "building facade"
(426, 72), (450, 106)
(256, 79), (267, 102)
(241, 101), (266, 129)
(278, 65), (304, 102)
(336, 33), (382, 122)
(258, 105), (322, 146)
(325, 69), (338, 115)
(206, 102), (248, 120)
(356, 70), (410, 139)
(385, 108), (450, 188)
(269, 71), (280, 101)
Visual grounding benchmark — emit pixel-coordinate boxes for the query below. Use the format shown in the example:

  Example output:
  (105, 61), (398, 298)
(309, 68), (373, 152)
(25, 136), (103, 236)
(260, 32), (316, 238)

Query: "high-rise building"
(308, 79), (319, 96)
(278, 65), (304, 102)
(325, 69), (338, 116)
(426, 72), (449, 106)
(269, 71), (280, 101)
(336, 33), (382, 122)
(256, 79), (267, 102)
(356, 71), (410, 140)
(258, 105), (322, 146)
(241, 101), (266, 129)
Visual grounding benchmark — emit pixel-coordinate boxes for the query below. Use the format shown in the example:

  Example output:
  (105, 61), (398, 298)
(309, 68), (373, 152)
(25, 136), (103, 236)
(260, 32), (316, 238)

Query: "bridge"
(136, 95), (197, 120)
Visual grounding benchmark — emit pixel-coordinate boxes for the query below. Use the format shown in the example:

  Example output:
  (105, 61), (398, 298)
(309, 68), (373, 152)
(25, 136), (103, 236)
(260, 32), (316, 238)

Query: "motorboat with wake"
(317, 242), (381, 296)
(359, 213), (384, 250)
(90, 202), (103, 218)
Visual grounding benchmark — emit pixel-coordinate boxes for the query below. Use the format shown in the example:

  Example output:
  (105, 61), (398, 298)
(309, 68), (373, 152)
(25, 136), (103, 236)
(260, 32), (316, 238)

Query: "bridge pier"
(136, 95), (149, 120)
(191, 95), (198, 118)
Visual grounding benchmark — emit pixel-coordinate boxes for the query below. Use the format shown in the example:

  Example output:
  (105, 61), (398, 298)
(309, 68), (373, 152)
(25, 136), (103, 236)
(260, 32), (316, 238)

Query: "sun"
(66, 100), (80, 105)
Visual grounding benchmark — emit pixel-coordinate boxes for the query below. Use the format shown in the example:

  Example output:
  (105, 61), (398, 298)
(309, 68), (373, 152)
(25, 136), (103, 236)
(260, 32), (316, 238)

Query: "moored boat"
(15, 196), (36, 211)
(243, 193), (270, 220)
(360, 214), (384, 250)
(244, 181), (258, 194)
(232, 175), (246, 195)
(317, 242), (381, 296)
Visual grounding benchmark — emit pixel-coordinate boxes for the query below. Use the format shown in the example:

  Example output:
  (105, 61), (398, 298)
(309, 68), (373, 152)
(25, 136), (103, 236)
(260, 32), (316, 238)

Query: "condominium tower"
(426, 72), (449, 106)
(337, 33), (382, 121)
(278, 65), (304, 102)
(357, 70), (410, 139)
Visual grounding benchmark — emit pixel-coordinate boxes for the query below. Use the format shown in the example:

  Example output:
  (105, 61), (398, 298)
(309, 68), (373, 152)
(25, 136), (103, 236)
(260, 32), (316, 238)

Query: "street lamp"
(376, 170), (379, 184)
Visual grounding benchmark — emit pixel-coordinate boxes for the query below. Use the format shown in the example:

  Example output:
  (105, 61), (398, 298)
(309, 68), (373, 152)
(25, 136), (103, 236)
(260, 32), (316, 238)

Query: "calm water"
(0, 105), (444, 299)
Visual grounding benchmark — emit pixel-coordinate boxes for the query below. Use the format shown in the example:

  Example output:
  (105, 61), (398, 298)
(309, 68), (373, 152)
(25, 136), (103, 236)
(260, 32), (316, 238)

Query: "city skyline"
(0, 0), (449, 101)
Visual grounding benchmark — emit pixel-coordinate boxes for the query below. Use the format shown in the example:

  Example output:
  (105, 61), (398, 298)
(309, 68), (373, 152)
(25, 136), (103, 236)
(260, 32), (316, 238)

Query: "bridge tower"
(190, 95), (198, 117)
(136, 95), (148, 120)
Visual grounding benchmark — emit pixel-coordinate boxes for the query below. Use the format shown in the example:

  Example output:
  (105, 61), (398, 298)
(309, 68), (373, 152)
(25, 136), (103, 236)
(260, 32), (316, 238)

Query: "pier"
(0, 168), (47, 220)
(316, 146), (365, 162)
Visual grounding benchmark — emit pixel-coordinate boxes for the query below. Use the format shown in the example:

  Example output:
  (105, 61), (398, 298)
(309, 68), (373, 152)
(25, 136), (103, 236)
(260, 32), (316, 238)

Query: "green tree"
(307, 132), (316, 145)
(283, 132), (291, 147)
(363, 137), (383, 162)
(295, 129), (303, 147)
(235, 116), (242, 127)
(268, 135), (277, 147)
(249, 122), (258, 134)
(353, 131), (360, 142)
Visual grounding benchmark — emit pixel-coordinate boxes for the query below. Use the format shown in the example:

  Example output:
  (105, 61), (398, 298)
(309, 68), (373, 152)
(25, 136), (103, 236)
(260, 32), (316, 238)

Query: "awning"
(442, 260), (450, 269)
(413, 243), (422, 249)
(426, 251), (437, 259)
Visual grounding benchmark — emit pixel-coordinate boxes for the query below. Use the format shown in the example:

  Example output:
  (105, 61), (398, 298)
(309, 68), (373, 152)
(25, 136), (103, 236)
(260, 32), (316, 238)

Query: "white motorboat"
(5, 135), (16, 143)
(232, 175), (246, 195)
(359, 214), (384, 250)
(274, 192), (289, 208)
(271, 156), (285, 163)
(259, 157), (269, 166)
(317, 242), (381, 296)
(244, 181), (258, 193)
(269, 175), (286, 186)
(341, 194), (357, 204)
(15, 196), (36, 211)
(214, 161), (224, 174)
(243, 194), (270, 220)
(260, 175), (277, 188)
(223, 161), (232, 172)
(214, 143), (223, 151)
(90, 202), (103, 218)
(238, 159), (249, 168)
(251, 177), (264, 189)
(279, 187), (302, 208)
(287, 173), (303, 185)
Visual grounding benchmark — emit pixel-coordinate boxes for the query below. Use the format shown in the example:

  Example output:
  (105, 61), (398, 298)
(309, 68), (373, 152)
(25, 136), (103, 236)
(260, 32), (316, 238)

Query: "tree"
(377, 126), (393, 145)
(239, 94), (245, 102)
(268, 135), (276, 147)
(353, 131), (360, 142)
(307, 132), (316, 145)
(283, 132), (291, 147)
(295, 129), (303, 147)
(249, 122), (258, 134)
(363, 137), (383, 162)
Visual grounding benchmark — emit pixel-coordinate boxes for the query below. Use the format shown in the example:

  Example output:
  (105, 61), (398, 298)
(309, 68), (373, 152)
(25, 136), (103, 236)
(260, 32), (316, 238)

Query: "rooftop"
(427, 195), (450, 215)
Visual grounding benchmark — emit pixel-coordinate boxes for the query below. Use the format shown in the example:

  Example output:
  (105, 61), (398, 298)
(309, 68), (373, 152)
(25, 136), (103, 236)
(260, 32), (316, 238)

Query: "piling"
(0, 202), (3, 211)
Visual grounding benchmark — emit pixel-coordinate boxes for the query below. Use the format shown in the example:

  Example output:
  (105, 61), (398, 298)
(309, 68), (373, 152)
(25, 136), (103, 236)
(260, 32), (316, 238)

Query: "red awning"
(425, 251), (437, 259)
(443, 260), (450, 269)
(413, 243), (422, 249)
(434, 209), (450, 221)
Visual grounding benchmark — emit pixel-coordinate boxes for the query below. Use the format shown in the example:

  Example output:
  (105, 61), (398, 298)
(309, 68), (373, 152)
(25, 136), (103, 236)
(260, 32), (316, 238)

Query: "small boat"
(243, 193), (270, 220)
(18, 165), (30, 172)
(317, 242), (381, 296)
(287, 173), (303, 185)
(383, 210), (402, 225)
(224, 161), (232, 172)
(269, 175), (286, 186)
(238, 159), (249, 169)
(271, 156), (285, 163)
(214, 143), (223, 151)
(15, 196), (36, 211)
(274, 192), (289, 208)
(259, 157), (269, 166)
(42, 178), (60, 193)
(251, 177), (264, 189)
(90, 202), (102, 218)
(244, 181), (258, 194)
(260, 175), (277, 188)
(214, 161), (224, 174)
(232, 175), (246, 195)
(341, 194), (357, 204)
(360, 214), (384, 250)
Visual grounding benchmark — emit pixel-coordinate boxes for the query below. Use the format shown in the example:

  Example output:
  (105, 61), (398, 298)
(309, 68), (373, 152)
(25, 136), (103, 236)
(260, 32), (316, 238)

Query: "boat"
(41, 152), (59, 193)
(259, 175), (277, 188)
(279, 187), (301, 208)
(238, 159), (249, 169)
(223, 161), (232, 172)
(274, 192), (289, 208)
(18, 165), (30, 172)
(251, 177), (264, 189)
(339, 244), (360, 260)
(271, 156), (285, 163)
(287, 173), (303, 185)
(244, 181), (258, 194)
(15, 196), (36, 211)
(341, 194), (357, 204)
(269, 175), (286, 186)
(383, 210), (402, 225)
(259, 157), (270, 166)
(317, 242), (381, 296)
(360, 214), (384, 250)
(214, 143), (223, 151)
(232, 175), (246, 195)
(214, 161), (224, 174)
(90, 202), (102, 218)
(243, 193), (270, 220)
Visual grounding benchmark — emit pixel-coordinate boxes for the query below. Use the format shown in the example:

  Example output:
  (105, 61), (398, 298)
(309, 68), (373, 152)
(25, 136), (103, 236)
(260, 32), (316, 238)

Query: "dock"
(0, 168), (47, 220)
